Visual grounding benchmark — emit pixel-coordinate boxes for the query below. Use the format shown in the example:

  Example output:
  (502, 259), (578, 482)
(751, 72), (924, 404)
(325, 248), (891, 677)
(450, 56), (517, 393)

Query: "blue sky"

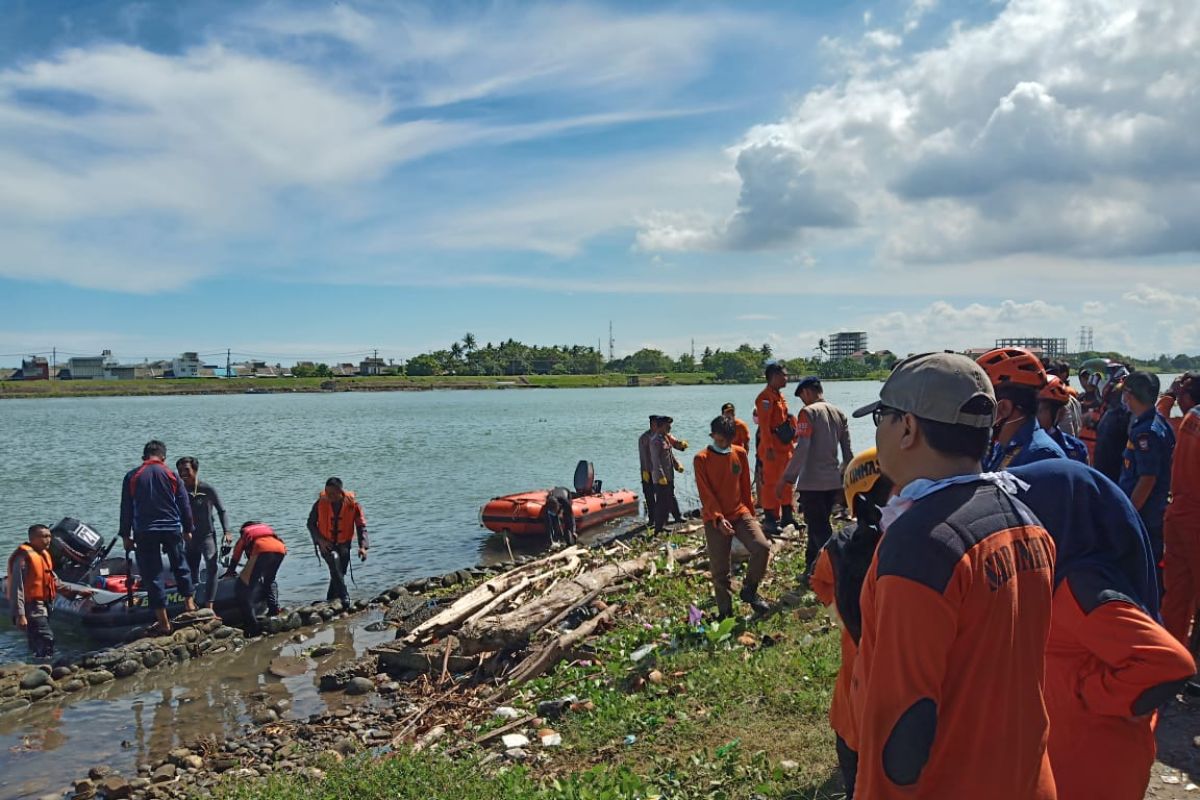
(1, 0), (1198, 366)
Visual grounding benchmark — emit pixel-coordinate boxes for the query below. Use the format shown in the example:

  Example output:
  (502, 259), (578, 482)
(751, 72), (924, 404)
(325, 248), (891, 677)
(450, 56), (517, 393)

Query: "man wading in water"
(176, 457), (232, 611)
(307, 478), (368, 610)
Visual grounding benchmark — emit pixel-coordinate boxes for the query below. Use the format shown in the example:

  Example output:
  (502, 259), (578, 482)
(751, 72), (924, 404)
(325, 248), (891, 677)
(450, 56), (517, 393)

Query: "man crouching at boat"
(120, 440), (197, 636)
(694, 416), (772, 618)
(7, 525), (93, 659)
(223, 522), (287, 637)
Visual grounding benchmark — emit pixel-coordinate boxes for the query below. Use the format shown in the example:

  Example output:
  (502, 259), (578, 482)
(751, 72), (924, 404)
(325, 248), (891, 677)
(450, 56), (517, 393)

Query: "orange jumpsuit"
(810, 550), (858, 750)
(755, 386), (793, 516)
(1045, 581), (1194, 800)
(1163, 407), (1200, 646)
(731, 418), (751, 452)
(852, 481), (1056, 800)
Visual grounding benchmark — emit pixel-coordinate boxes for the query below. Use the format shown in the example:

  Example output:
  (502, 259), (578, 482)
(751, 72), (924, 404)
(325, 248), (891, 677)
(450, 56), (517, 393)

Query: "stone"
(142, 650), (165, 669)
(250, 708), (278, 725)
(455, 570), (474, 585)
(113, 660), (142, 678)
(62, 679), (86, 693)
(310, 644), (337, 658)
(211, 758), (238, 773)
(504, 747), (529, 761)
(333, 736), (358, 756)
(213, 626), (237, 640)
(318, 607), (336, 621)
(405, 578), (430, 591)
(28, 685), (55, 701)
(99, 776), (132, 799)
(167, 748), (191, 766)
(20, 669), (51, 690)
(88, 765), (114, 780)
(151, 764), (176, 783)
(181, 755), (203, 771)
(196, 637), (214, 652)
(344, 677), (375, 696)
(52, 666), (74, 681)
(129, 778), (151, 790)
(282, 612), (302, 631)
(87, 670), (115, 685)
(440, 572), (460, 587)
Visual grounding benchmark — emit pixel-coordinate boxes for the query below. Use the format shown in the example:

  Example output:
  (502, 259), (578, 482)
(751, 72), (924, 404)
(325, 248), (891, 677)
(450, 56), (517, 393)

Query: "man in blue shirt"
(120, 440), (197, 634)
(976, 348), (1065, 471)
(1119, 372), (1175, 593)
(1036, 376), (1089, 463)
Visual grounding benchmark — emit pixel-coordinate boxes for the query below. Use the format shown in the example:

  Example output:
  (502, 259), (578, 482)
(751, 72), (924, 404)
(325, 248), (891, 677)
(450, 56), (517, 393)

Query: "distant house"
(331, 363), (357, 377)
(171, 352), (202, 378)
(67, 350), (115, 380)
(359, 357), (387, 376)
(16, 356), (49, 381)
(849, 350), (869, 363)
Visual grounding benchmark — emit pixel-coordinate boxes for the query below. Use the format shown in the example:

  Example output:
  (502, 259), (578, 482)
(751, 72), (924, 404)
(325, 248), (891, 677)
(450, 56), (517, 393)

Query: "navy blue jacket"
(1119, 409), (1175, 531)
(119, 458), (194, 537)
(984, 418), (1065, 472)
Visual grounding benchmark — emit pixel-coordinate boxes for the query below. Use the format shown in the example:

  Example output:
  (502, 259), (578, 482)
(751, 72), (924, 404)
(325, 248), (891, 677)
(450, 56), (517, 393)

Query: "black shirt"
(186, 481), (229, 542)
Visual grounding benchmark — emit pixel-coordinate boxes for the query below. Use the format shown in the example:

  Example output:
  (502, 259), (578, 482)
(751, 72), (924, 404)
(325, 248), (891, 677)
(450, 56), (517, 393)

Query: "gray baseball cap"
(852, 352), (996, 428)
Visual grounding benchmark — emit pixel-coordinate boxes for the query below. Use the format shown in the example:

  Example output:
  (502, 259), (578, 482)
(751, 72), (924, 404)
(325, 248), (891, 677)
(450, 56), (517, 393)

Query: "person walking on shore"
(778, 376), (853, 579)
(851, 353), (1056, 800)
(649, 416), (686, 533)
(7, 524), (92, 659)
(756, 363), (796, 535)
(721, 403), (751, 451)
(694, 415), (771, 618)
(176, 457), (231, 610)
(638, 416), (660, 523)
(307, 478), (368, 609)
(120, 440), (197, 635)
(223, 521), (287, 637)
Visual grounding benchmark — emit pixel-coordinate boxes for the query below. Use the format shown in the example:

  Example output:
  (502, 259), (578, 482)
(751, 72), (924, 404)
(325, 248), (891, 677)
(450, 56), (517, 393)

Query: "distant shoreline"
(0, 371), (888, 400)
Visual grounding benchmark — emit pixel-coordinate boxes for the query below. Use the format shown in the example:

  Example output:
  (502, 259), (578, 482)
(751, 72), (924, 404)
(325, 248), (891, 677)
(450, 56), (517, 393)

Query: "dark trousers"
(836, 734), (858, 800)
(26, 614), (55, 659)
(322, 542), (352, 604)
(641, 481), (657, 522)
(185, 534), (218, 606)
(704, 516), (771, 616)
(236, 552), (284, 635)
(798, 490), (840, 577)
(134, 530), (193, 609)
(652, 483), (682, 531)
(546, 511), (576, 543)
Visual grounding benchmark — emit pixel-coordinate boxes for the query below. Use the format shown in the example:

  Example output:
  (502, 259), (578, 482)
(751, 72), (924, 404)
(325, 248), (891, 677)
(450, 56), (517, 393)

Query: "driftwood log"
(503, 603), (619, 688)
(455, 546), (700, 655)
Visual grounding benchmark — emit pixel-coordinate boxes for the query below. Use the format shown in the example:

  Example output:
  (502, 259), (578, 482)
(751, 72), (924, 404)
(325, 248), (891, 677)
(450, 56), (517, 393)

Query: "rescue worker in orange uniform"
(223, 521), (288, 637)
(1157, 372), (1198, 435)
(809, 448), (893, 799)
(721, 403), (751, 451)
(755, 362), (796, 535)
(306, 478), (368, 609)
(1012, 458), (1195, 800)
(851, 353), (1056, 800)
(1162, 374), (1200, 652)
(6, 524), (92, 658)
(693, 415), (771, 617)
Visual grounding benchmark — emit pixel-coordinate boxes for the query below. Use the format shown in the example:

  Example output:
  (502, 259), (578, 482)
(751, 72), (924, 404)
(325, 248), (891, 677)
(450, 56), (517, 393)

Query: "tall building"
(829, 331), (869, 361)
(994, 338), (1069, 360)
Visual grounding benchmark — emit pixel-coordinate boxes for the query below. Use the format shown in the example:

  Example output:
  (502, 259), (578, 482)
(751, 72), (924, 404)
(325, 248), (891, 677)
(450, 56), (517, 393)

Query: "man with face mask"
(976, 348), (1065, 471)
(1093, 363), (1133, 483)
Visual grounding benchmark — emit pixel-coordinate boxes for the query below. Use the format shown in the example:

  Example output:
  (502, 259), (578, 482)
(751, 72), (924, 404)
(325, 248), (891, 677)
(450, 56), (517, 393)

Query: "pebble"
(310, 644), (338, 658)
(28, 685), (55, 701)
(61, 679), (86, 693)
(504, 747), (529, 761)
(86, 670), (115, 685)
(52, 666), (74, 680)
(344, 677), (375, 695)
(99, 776), (132, 799)
(181, 755), (204, 771)
(250, 708), (278, 725)
(113, 660), (142, 678)
(142, 650), (165, 669)
(151, 764), (176, 784)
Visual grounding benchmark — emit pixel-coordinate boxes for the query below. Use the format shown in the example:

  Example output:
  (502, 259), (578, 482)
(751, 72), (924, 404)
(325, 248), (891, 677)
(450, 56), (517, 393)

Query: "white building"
(828, 332), (868, 361)
(172, 352), (202, 378)
(68, 350), (115, 380)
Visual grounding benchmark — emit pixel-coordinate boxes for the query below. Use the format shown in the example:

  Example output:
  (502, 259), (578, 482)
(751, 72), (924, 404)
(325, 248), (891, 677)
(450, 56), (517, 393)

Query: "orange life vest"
(7, 544), (56, 603)
(315, 491), (362, 544)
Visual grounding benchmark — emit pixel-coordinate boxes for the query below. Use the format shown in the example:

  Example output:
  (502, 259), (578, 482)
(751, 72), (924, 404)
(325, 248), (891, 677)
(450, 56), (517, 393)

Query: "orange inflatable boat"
(480, 461), (640, 536)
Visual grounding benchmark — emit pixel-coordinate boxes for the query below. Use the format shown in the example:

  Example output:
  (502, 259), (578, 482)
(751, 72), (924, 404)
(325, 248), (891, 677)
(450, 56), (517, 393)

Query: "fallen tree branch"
(501, 604), (620, 690)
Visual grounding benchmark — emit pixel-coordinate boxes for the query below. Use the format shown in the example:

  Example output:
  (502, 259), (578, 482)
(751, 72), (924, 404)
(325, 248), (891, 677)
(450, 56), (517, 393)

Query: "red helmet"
(1038, 375), (1071, 405)
(976, 348), (1047, 389)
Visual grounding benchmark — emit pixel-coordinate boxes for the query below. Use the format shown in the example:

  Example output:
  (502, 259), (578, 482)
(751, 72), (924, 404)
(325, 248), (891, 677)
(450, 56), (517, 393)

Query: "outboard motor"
(573, 460), (601, 495)
(50, 517), (105, 583)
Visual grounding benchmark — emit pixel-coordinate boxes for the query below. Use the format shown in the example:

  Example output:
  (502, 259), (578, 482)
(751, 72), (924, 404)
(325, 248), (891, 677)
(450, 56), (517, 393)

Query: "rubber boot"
(739, 583), (771, 616)
(780, 505), (797, 531)
(762, 511), (780, 537)
(715, 598), (734, 621)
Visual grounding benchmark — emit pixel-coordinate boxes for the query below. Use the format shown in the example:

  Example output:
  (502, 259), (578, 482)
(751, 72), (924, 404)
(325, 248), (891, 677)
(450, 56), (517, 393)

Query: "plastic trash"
(630, 643), (657, 662)
(624, 734), (637, 746)
(501, 733), (530, 749)
(493, 706), (521, 720)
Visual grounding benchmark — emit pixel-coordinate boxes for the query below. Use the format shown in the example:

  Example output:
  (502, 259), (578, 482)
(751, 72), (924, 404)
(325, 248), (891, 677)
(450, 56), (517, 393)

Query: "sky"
(1, 0), (1198, 366)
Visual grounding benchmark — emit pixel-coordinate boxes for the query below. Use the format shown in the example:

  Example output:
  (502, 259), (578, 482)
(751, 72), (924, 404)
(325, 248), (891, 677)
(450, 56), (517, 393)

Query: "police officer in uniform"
(1120, 371), (1175, 594)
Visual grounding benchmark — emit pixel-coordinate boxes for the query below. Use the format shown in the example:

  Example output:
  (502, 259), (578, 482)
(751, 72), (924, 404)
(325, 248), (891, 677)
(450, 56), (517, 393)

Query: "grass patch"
(213, 539), (845, 799)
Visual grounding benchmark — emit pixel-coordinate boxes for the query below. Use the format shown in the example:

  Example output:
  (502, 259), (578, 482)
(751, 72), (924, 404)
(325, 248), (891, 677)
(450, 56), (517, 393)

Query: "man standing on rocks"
(777, 376), (853, 580)
(120, 440), (197, 635)
(307, 478), (368, 609)
(176, 457), (232, 610)
(224, 521), (287, 636)
(851, 353), (1056, 799)
(7, 524), (92, 658)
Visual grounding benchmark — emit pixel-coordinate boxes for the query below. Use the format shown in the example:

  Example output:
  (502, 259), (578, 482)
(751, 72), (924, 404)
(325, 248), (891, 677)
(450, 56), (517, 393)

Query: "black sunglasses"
(872, 405), (904, 427)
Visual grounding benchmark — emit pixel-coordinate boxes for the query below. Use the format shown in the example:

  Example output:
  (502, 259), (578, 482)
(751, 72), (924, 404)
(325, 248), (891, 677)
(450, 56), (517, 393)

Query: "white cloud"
(638, 0), (1200, 264)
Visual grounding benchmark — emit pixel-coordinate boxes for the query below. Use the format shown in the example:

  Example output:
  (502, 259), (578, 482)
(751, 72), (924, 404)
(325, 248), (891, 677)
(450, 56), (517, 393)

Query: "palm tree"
(814, 338), (829, 361)
(462, 333), (477, 353)
(450, 342), (464, 362)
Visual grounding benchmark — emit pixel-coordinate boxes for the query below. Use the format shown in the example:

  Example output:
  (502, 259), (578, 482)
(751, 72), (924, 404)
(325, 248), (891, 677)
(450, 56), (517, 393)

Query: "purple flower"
(687, 605), (703, 626)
